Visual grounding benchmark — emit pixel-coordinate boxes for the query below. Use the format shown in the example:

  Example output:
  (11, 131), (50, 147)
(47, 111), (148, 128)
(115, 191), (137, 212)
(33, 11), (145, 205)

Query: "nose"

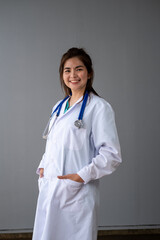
(70, 69), (77, 78)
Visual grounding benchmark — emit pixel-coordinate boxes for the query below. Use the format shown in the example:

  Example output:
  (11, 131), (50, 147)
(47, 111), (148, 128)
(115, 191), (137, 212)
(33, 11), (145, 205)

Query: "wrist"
(76, 174), (84, 183)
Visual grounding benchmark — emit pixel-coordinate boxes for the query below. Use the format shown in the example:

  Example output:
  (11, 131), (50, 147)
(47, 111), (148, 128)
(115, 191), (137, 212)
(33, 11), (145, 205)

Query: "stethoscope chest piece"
(74, 120), (83, 129)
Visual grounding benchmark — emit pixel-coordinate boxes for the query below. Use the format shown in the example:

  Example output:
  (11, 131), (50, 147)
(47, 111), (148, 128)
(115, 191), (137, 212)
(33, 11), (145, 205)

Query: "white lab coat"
(32, 93), (122, 240)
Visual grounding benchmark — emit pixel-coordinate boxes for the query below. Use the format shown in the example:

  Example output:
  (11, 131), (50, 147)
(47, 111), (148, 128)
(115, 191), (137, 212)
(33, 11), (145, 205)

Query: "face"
(63, 57), (89, 95)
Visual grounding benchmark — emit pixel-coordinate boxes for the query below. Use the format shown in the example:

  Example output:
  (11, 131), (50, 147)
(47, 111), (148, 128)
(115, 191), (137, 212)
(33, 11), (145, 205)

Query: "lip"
(69, 80), (80, 83)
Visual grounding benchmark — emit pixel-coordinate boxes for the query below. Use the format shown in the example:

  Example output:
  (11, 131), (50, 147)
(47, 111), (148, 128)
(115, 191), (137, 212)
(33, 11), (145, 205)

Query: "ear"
(87, 73), (91, 79)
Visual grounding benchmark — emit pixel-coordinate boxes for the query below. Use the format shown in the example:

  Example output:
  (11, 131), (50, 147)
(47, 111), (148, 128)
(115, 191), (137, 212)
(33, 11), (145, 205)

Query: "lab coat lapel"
(57, 96), (83, 122)
(48, 113), (57, 131)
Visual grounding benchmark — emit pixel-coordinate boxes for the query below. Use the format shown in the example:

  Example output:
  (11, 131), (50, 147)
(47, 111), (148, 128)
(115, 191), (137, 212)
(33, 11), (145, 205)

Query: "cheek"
(63, 74), (67, 82)
(81, 73), (88, 82)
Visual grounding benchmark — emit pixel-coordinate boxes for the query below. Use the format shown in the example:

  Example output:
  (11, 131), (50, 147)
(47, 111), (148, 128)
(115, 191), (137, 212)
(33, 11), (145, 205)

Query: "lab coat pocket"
(56, 179), (85, 212)
(65, 126), (87, 151)
(65, 178), (83, 187)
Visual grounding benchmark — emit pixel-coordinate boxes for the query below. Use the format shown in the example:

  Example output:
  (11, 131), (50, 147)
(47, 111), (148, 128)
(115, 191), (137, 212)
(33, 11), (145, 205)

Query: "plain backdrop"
(0, 0), (160, 232)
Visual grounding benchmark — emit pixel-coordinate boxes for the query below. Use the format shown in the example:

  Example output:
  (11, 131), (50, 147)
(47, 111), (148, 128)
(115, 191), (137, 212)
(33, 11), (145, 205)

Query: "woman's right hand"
(39, 168), (44, 178)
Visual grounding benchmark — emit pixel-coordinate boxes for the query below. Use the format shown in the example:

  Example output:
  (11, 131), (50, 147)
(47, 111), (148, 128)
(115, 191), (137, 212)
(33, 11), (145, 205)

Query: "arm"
(36, 153), (45, 177)
(77, 101), (122, 184)
(36, 101), (62, 177)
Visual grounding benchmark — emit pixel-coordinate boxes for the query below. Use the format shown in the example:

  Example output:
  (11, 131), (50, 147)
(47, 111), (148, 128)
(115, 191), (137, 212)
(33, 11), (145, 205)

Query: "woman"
(32, 47), (122, 240)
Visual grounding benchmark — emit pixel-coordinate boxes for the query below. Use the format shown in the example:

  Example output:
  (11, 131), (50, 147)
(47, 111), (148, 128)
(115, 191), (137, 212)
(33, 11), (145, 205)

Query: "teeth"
(70, 80), (80, 83)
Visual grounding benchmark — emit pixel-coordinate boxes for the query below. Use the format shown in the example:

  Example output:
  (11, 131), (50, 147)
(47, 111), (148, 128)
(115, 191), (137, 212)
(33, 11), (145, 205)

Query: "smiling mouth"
(69, 80), (80, 83)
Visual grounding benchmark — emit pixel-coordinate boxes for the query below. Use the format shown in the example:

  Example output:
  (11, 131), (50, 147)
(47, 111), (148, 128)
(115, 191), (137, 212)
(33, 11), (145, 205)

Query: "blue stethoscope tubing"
(42, 91), (89, 139)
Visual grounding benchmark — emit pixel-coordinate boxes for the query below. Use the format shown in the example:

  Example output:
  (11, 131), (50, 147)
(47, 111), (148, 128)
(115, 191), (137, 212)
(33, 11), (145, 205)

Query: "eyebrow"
(64, 65), (84, 70)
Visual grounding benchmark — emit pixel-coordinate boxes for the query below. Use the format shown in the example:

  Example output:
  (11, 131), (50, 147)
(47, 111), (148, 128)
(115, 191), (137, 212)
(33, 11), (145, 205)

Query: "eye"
(76, 68), (83, 71)
(64, 69), (70, 73)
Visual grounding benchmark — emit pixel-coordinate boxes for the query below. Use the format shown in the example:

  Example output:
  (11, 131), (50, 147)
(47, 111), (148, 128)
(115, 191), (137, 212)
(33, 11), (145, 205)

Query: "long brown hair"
(59, 47), (99, 97)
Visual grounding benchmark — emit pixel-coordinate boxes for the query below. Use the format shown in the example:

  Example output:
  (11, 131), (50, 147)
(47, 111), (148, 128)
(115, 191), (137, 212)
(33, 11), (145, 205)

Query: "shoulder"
(89, 92), (114, 114)
(51, 99), (62, 113)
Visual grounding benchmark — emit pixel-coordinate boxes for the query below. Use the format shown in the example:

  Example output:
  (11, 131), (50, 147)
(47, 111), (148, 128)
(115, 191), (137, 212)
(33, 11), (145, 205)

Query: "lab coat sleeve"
(77, 101), (122, 184)
(36, 100), (61, 175)
(36, 153), (45, 175)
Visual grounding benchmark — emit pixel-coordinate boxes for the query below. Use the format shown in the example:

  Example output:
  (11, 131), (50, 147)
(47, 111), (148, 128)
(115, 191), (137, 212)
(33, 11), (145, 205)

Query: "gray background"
(0, 0), (160, 232)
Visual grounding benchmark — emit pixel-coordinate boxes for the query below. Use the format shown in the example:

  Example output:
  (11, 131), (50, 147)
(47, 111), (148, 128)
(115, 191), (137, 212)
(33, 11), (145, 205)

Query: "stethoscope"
(42, 91), (89, 139)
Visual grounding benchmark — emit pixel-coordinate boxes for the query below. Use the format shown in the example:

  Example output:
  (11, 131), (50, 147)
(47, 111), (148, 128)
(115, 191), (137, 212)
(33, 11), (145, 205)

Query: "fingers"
(57, 174), (84, 183)
(57, 175), (69, 179)
(57, 176), (64, 179)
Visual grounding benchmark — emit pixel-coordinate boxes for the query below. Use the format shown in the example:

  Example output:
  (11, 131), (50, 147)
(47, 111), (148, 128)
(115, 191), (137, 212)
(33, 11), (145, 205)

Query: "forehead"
(64, 57), (84, 68)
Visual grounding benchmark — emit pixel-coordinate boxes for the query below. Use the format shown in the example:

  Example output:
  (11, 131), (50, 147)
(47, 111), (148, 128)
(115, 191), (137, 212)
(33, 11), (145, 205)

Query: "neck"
(69, 90), (85, 106)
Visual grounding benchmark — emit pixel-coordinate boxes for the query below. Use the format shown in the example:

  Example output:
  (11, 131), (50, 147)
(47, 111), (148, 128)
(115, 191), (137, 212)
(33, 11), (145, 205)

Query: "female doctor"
(32, 47), (122, 240)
